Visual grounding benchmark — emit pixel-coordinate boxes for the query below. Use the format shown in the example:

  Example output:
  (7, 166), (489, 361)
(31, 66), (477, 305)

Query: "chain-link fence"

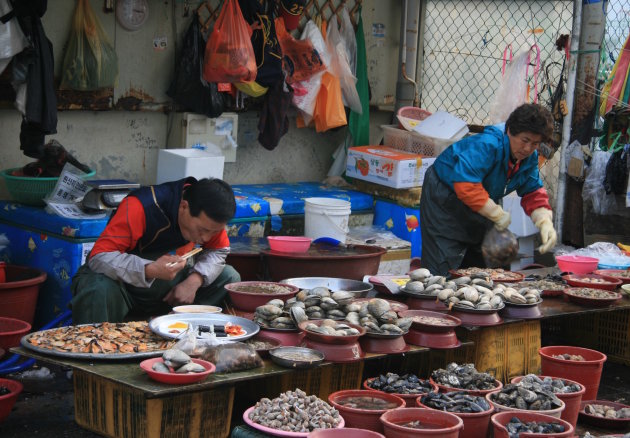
(419, 0), (574, 209)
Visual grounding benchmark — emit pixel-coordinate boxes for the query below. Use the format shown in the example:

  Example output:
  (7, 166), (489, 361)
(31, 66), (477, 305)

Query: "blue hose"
(0, 310), (73, 374)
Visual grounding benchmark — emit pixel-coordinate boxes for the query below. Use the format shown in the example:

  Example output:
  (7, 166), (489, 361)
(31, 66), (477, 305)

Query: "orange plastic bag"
(313, 72), (347, 132)
(202, 0), (257, 83)
(275, 18), (326, 84)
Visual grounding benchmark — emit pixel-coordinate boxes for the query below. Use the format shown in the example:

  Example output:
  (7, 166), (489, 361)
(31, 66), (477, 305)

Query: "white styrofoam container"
(156, 149), (225, 184)
(503, 194), (537, 237)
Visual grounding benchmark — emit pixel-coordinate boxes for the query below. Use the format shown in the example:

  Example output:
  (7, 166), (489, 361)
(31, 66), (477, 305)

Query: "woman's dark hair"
(505, 103), (554, 142)
(183, 178), (236, 223)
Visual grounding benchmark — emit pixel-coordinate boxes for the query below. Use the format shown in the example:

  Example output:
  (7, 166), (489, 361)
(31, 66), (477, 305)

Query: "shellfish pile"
(552, 353), (585, 361)
(565, 288), (619, 299)
(431, 362), (498, 391)
(504, 417), (566, 437)
(584, 404), (630, 419)
(248, 389), (342, 432)
(253, 287), (356, 329)
(518, 374), (582, 394)
(420, 391), (491, 413)
(350, 298), (412, 335)
(489, 383), (563, 411)
(367, 372), (434, 395)
(303, 319), (361, 336)
(404, 269), (540, 310)
(152, 350), (206, 374)
(452, 267), (523, 282)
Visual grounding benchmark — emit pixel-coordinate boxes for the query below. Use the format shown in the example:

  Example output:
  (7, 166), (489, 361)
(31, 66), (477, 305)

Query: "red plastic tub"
(364, 378), (438, 407)
(225, 281), (299, 312)
(0, 265), (47, 325)
(0, 377), (23, 423)
(380, 408), (463, 438)
(539, 346), (607, 401)
(510, 375), (585, 430)
(308, 429), (385, 438)
(555, 255), (598, 274)
(491, 411), (574, 438)
(0, 317), (31, 350)
(416, 398), (494, 438)
(328, 389), (405, 433)
(267, 236), (312, 253)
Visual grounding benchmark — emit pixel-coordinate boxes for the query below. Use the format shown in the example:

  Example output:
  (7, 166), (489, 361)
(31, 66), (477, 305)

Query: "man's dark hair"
(183, 178), (236, 223)
(505, 103), (553, 142)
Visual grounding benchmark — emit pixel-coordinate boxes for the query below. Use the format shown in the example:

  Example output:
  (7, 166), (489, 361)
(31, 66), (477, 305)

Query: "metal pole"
(395, 0), (421, 111)
(554, 0), (582, 242)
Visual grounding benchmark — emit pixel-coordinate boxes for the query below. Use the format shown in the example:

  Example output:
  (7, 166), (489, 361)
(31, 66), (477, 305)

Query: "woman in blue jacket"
(420, 104), (557, 275)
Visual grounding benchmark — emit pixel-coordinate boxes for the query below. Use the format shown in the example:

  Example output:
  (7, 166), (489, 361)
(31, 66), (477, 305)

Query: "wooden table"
(12, 341), (472, 438)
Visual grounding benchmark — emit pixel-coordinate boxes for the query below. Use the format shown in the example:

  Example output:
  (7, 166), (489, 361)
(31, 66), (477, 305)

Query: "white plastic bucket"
(304, 197), (351, 243)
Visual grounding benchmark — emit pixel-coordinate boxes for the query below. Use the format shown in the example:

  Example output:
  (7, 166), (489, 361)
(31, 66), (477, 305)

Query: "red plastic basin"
(555, 255), (598, 274)
(380, 408), (463, 438)
(364, 378), (438, 407)
(511, 375), (585, 430)
(0, 317), (31, 350)
(0, 265), (47, 325)
(491, 411), (574, 438)
(416, 399), (494, 438)
(0, 377), (23, 423)
(308, 429), (384, 438)
(267, 236), (312, 253)
(539, 346), (606, 401)
(328, 389), (405, 433)
(225, 281), (299, 312)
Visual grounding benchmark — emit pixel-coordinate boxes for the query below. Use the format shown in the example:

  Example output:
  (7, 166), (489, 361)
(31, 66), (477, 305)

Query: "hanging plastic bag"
(327, 16), (361, 114)
(313, 71), (347, 132)
(339, 7), (357, 75)
(60, 0), (118, 90)
(275, 18), (326, 84)
(0, 0), (28, 75)
(293, 20), (330, 122)
(167, 13), (225, 118)
(487, 48), (528, 124)
(348, 8), (370, 147)
(583, 150), (618, 214)
(604, 146), (629, 195)
(202, 0), (257, 83)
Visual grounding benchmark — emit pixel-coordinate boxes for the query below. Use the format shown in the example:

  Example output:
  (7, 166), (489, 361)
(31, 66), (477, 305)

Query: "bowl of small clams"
(486, 382), (566, 419)
(298, 319), (366, 344)
(563, 287), (622, 307)
(140, 350), (215, 385)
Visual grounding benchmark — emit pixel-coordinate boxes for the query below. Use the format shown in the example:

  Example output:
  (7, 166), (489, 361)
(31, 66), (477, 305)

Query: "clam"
(477, 302), (492, 310)
(267, 299), (285, 308)
(425, 283), (443, 293)
(326, 309), (346, 319)
(456, 300), (475, 309)
(296, 290), (309, 302)
(438, 288), (455, 301)
(163, 349), (191, 368)
(490, 295), (503, 308)
(380, 324), (404, 334)
(367, 298), (390, 318)
(463, 288), (479, 303)
(427, 275), (446, 286)
(311, 287), (331, 298)
(472, 278), (493, 288)
(344, 303), (362, 313)
(256, 304), (283, 318)
(360, 315), (378, 325)
(152, 362), (171, 373)
(378, 310), (398, 324)
(289, 307), (308, 325)
(345, 312), (360, 325)
(405, 281), (425, 292)
(453, 276), (472, 285)
(320, 319), (338, 327)
(396, 317), (413, 331)
(331, 291), (354, 306)
(363, 321), (381, 332)
(176, 362), (207, 373)
(303, 295), (322, 307)
(358, 303), (370, 318)
(320, 297), (339, 310)
(409, 268), (431, 281)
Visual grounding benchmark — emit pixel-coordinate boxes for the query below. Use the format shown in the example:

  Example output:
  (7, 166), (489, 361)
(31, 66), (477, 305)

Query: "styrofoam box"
(157, 149), (225, 184)
(503, 194), (537, 237)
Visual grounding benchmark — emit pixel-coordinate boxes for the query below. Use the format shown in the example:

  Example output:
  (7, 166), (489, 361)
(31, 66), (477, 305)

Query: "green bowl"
(0, 167), (96, 206)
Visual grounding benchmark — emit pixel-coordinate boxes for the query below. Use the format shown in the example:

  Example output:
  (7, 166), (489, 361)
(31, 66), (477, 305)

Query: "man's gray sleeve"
(191, 247), (230, 287)
(88, 252), (155, 288)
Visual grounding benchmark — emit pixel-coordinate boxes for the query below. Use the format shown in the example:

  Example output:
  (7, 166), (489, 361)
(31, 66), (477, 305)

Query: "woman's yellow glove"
(530, 208), (557, 254)
(478, 199), (511, 230)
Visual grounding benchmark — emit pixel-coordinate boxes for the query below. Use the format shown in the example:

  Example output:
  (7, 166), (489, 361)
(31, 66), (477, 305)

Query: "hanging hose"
(0, 310), (73, 375)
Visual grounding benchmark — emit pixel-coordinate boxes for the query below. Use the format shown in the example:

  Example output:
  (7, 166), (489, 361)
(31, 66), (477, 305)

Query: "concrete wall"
(0, 0), (400, 196)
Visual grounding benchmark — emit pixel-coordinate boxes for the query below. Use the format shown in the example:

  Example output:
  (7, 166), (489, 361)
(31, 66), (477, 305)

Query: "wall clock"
(115, 0), (149, 31)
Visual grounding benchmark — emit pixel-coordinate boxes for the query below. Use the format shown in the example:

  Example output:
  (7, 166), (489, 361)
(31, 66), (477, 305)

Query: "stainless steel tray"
(280, 277), (373, 296)
(20, 332), (168, 360)
(149, 313), (259, 341)
(269, 346), (325, 369)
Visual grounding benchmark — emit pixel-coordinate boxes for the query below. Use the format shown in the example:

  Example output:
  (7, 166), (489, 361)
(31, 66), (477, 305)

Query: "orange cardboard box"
(346, 146), (436, 189)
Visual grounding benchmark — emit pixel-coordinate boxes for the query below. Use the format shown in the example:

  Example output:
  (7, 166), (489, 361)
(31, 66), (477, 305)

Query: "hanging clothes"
(11, 0), (57, 159)
(348, 8), (369, 147)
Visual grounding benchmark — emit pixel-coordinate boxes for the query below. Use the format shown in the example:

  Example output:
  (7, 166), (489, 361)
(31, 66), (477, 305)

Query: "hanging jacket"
(432, 125), (545, 208)
(11, 0), (57, 158)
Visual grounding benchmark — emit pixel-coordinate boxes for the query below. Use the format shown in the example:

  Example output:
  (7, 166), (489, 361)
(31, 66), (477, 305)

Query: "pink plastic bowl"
(267, 236), (312, 253)
(555, 255), (599, 274)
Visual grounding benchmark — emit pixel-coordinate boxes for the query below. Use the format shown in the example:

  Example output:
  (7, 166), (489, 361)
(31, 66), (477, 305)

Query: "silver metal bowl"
(269, 346), (325, 369)
(280, 277), (374, 297)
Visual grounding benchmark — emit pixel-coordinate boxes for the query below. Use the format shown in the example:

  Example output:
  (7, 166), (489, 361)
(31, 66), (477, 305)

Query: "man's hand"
(144, 254), (186, 281)
(162, 272), (203, 306)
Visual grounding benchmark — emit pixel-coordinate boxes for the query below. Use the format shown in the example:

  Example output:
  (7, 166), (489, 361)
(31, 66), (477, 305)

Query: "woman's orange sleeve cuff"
(453, 182), (490, 212)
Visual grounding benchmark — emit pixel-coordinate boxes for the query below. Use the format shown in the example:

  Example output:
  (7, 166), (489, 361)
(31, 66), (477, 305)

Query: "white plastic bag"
(0, 0), (28, 75)
(327, 16), (362, 114)
(292, 21), (328, 121)
(583, 150), (617, 215)
(340, 7), (357, 75)
(488, 51), (529, 124)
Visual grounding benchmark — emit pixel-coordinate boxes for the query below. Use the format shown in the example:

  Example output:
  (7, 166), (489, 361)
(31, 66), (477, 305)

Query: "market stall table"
(11, 341), (472, 438)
